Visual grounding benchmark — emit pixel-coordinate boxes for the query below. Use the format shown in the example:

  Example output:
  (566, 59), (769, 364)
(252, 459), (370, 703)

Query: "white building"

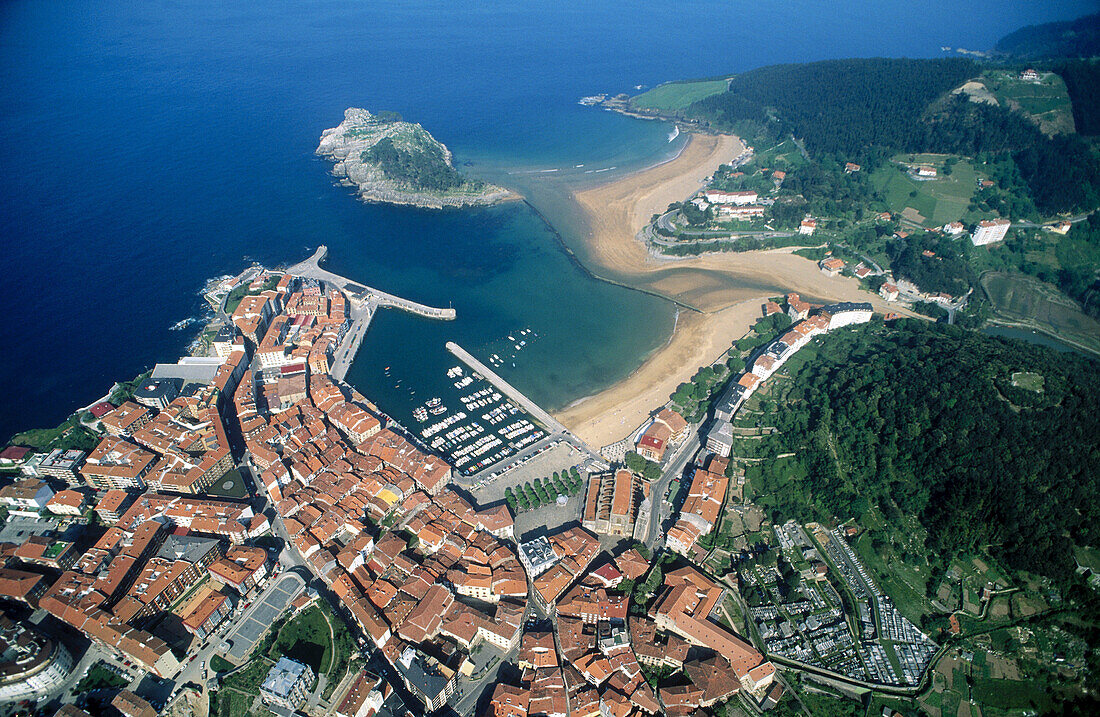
(799, 218), (817, 235)
(916, 166), (937, 178)
(704, 189), (757, 205)
(0, 479), (54, 518)
(879, 283), (899, 302)
(971, 218), (1011, 246)
(518, 536), (559, 578)
(821, 302), (874, 329)
(716, 204), (766, 220)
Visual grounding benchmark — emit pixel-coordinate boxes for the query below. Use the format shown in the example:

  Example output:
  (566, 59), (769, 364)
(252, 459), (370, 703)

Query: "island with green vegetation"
(597, 46), (1100, 354)
(316, 107), (513, 209)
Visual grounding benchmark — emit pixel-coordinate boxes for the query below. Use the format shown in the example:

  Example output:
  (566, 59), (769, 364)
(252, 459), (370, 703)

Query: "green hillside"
(631, 78), (728, 112)
(870, 154), (981, 227)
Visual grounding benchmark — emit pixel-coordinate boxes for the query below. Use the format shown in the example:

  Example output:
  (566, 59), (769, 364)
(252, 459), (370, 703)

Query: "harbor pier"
(286, 245), (455, 379)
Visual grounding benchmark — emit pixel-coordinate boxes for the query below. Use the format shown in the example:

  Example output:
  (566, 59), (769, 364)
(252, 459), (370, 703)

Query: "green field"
(981, 272), (1100, 354)
(750, 139), (809, 172)
(1010, 371), (1044, 392)
(1073, 545), (1100, 574)
(871, 155), (980, 228)
(632, 78), (729, 112)
(980, 70), (1075, 135)
(10, 414), (99, 453)
(211, 657), (273, 717)
(271, 605), (337, 674)
(973, 676), (1055, 712)
(74, 663), (128, 694)
(267, 601), (354, 700)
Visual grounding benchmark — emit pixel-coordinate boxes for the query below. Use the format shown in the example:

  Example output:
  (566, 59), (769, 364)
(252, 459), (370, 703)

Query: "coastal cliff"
(317, 108), (513, 209)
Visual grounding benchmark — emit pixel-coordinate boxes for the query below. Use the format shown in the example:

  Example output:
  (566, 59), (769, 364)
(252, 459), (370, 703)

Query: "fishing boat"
(429, 405), (447, 415)
(413, 407), (429, 422)
(426, 397), (442, 408)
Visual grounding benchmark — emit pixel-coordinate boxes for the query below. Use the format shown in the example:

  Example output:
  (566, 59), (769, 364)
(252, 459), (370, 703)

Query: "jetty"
(288, 245), (456, 320)
(287, 246), (454, 380)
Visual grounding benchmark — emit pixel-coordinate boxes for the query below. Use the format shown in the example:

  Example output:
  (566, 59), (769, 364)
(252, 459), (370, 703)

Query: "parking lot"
(222, 573), (304, 663)
(0, 515), (64, 543)
(470, 442), (582, 504)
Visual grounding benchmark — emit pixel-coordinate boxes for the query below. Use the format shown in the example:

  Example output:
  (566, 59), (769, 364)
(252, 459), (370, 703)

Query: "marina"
(407, 361), (549, 475)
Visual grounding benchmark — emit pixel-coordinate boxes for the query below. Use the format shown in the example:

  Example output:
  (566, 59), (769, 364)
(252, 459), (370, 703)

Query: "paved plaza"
(470, 442), (583, 504)
(223, 573), (305, 663)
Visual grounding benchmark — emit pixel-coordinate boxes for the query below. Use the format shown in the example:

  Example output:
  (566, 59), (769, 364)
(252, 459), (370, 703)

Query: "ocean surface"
(0, 0), (1092, 442)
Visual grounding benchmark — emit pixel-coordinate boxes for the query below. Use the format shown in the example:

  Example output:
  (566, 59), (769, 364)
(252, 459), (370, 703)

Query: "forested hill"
(754, 320), (1100, 583)
(677, 57), (1100, 213)
(994, 12), (1100, 59)
(688, 58), (978, 155)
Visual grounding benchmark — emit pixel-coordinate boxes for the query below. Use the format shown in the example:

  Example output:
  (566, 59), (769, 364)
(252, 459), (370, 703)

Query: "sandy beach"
(554, 132), (915, 448)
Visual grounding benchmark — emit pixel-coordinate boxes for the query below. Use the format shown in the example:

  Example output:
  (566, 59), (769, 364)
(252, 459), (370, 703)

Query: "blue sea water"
(0, 0), (1092, 442)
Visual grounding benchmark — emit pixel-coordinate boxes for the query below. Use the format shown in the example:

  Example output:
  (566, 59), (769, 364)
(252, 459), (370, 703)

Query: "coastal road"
(330, 302), (375, 382)
(646, 430), (701, 549)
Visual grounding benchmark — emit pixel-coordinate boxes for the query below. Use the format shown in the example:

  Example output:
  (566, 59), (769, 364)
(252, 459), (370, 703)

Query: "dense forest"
(750, 321), (1100, 582)
(994, 12), (1100, 59)
(361, 137), (472, 193)
(682, 58), (1100, 214)
(689, 58), (978, 155)
(887, 234), (974, 295)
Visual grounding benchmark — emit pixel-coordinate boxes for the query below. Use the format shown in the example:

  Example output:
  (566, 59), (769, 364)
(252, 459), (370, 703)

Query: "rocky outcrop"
(317, 108), (514, 209)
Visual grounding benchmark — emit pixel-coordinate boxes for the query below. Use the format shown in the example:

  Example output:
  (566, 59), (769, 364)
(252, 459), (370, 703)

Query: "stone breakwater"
(317, 107), (514, 209)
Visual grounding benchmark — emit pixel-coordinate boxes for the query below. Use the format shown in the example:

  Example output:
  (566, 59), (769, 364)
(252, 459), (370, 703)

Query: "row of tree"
(504, 467), (583, 512)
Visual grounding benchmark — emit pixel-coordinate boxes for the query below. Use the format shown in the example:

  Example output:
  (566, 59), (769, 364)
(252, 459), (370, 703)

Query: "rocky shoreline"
(317, 108), (515, 209)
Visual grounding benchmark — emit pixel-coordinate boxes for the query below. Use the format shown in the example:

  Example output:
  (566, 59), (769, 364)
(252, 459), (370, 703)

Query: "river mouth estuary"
(2, 0), (1085, 441)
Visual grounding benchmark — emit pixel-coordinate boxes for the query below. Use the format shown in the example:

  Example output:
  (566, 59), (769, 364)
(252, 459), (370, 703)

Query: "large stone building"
(582, 469), (637, 537)
(261, 656), (315, 710)
(81, 437), (157, 491)
(34, 449), (86, 485)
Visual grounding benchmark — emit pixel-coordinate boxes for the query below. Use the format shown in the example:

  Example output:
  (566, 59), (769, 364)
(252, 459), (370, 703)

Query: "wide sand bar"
(554, 132), (914, 448)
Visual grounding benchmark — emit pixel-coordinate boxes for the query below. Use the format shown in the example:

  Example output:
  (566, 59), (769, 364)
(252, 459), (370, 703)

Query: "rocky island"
(317, 107), (513, 209)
